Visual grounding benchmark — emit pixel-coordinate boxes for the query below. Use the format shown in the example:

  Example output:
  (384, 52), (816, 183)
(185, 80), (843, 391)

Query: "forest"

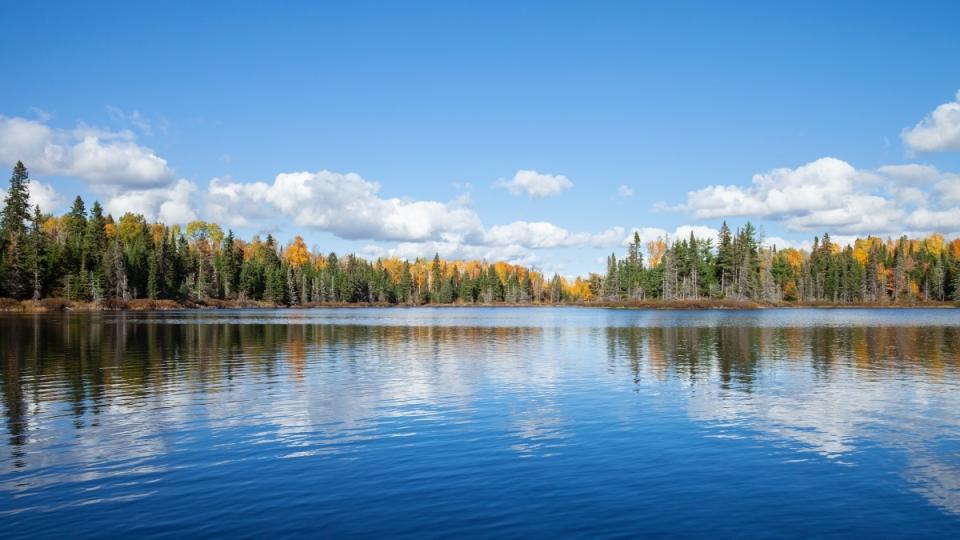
(2, 162), (959, 307)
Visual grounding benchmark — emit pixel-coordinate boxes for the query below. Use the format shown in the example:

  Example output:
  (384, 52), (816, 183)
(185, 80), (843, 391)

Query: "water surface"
(1, 308), (959, 538)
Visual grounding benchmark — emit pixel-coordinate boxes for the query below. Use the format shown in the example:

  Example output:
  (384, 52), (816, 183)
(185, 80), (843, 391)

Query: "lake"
(1, 307), (959, 538)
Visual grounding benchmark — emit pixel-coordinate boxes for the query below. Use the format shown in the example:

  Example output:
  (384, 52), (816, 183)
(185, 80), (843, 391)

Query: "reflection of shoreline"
(2, 315), (959, 518)
(0, 318), (559, 487)
(1, 300), (959, 313)
(606, 325), (960, 515)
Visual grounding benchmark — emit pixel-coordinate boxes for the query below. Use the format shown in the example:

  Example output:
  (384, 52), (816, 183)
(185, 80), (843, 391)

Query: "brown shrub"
(38, 297), (69, 310)
(99, 298), (129, 310)
(0, 298), (24, 311)
(127, 298), (183, 310)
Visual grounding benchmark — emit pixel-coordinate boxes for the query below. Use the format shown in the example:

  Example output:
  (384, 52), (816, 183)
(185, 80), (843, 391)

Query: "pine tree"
(66, 196), (87, 272)
(105, 236), (129, 300)
(220, 230), (241, 299)
(1, 162), (31, 298)
(1, 162), (30, 242)
(398, 261), (413, 304)
(83, 202), (107, 274)
(717, 221), (733, 296)
(147, 248), (159, 299)
(25, 206), (49, 300)
(430, 253), (442, 303)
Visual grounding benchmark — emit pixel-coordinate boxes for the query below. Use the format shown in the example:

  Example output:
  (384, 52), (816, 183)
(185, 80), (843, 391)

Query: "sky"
(1, 1), (960, 277)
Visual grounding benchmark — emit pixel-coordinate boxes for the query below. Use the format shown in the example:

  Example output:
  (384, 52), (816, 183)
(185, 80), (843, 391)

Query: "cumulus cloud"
(361, 223), (626, 271)
(485, 222), (624, 249)
(906, 208), (960, 231)
(0, 179), (66, 215)
(901, 90), (960, 152)
(207, 171), (485, 242)
(103, 179), (198, 224)
(676, 157), (960, 235)
(208, 170), (625, 249)
(0, 115), (173, 187)
(497, 170), (573, 199)
(209, 169), (626, 269)
(29, 181), (66, 214)
(762, 236), (795, 249)
(684, 158), (874, 221)
(617, 185), (633, 197)
(363, 241), (541, 267)
(206, 177), (276, 228)
(938, 177), (960, 205)
(876, 164), (943, 184)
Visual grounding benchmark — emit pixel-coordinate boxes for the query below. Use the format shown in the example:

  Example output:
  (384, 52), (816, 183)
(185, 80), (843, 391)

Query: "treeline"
(0, 163), (590, 305)
(598, 223), (960, 303)
(1, 161), (959, 306)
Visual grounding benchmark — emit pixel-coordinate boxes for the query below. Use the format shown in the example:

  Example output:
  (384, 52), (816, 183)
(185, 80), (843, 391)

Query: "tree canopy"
(2, 163), (959, 305)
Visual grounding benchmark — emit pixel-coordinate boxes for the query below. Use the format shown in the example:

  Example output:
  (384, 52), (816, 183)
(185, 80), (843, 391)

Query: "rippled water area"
(1, 308), (959, 538)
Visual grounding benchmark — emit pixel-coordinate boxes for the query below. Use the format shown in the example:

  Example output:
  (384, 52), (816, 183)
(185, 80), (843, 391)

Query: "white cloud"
(762, 236), (794, 249)
(684, 157), (872, 222)
(363, 224), (625, 271)
(208, 169), (625, 255)
(785, 194), (905, 234)
(103, 179), (198, 224)
(485, 222), (623, 249)
(206, 177), (275, 228)
(29, 181), (66, 214)
(363, 240), (541, 267)
(0, 179), (66, 215)
(0, 115), (173, 187)
(901, 90), (960, 152)
(207, 171), (485, 242)
(210, 169), (625, 271)
(906, 208), (960, 231)
(617, 185), (633, 197)
(938, 179), (960, 205)
(876, 164), (943, 184)
(497, 169), (573, 199)
(677, 157), (960, 235)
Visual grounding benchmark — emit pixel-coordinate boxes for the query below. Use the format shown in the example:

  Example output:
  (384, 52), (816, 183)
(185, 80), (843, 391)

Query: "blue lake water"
(1, 307), (959, 538)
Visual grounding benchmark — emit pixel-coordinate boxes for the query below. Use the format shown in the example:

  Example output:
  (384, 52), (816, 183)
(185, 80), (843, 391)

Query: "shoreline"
(1, 297), (957, 313)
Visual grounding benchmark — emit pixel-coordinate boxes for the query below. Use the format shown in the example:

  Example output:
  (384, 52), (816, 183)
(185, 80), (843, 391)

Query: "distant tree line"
(2, 162), (959, 305)
(599, 223), (960, 303)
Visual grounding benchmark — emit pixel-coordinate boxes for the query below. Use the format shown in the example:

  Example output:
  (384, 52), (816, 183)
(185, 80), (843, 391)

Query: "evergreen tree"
(25, 206), (49, 300)
(430, 253), (443, 303)
(1, 162), (31, 298)
(398, 261), (413, 304)
(220, 230), (241, 299)
(717, 221), (734, 296)
(84, 202), (107, 265)
(66, 196), (87, 272)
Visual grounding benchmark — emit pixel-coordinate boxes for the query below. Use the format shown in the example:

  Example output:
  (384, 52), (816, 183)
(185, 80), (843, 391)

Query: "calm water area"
(1, 307), (958, 538)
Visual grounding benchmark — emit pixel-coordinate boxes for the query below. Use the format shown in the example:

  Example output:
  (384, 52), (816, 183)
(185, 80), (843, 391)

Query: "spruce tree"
(66, 196), (87, 272)
(1, 162), (31, 298)
(1, 162), (30, 242)
(83, 201), (107, 278)
(430, 253), (442, 302)
(25, 206), (49, 300)
(717, 221), (733, 296)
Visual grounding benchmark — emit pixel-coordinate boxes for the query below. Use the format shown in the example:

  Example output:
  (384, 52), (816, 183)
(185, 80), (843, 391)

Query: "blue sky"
(2, 1), (960, 276)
